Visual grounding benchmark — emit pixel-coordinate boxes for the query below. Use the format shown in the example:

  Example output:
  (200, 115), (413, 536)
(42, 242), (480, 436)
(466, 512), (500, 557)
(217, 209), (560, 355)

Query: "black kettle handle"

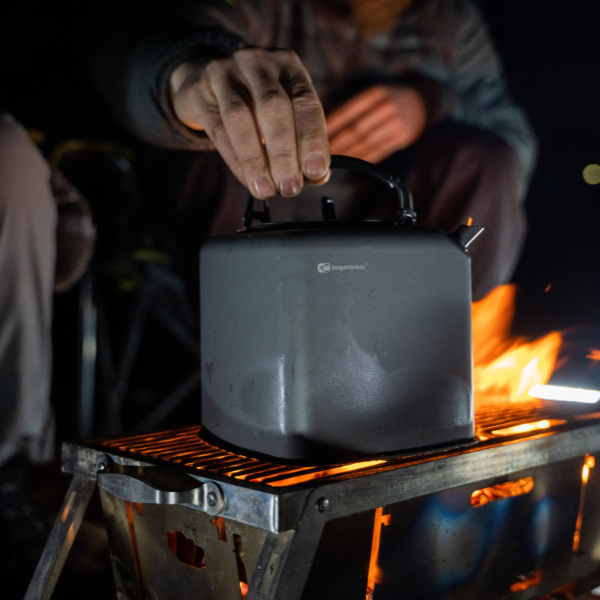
(243, 154), (416, 230)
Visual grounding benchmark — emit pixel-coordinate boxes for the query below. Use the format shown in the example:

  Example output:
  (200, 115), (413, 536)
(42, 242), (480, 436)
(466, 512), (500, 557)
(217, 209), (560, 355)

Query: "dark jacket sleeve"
(93, 0), (252, 150)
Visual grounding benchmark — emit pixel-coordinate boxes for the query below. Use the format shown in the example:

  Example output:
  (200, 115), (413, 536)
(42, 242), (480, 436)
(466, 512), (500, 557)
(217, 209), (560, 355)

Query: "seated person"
(0, 113), (93, 561)
(95, 0), (536, 301)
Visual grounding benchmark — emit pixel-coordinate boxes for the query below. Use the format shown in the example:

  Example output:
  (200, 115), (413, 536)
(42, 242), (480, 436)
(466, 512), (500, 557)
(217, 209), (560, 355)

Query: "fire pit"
(25, 399), (600, 600)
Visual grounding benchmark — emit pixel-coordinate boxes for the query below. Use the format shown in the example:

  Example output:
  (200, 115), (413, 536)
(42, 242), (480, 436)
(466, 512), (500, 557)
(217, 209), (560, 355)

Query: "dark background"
(1, 0), (600, 442)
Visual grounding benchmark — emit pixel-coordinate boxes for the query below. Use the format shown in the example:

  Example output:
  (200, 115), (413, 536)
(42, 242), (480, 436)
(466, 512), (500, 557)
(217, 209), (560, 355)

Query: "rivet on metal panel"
(96, 454), (110, 472)
(316, 497), (330, 513)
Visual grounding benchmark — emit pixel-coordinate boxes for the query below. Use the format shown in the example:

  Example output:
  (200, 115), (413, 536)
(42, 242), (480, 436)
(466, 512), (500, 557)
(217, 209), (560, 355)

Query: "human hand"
(327, 85), (426, 163)
(170, 48), (331, 199)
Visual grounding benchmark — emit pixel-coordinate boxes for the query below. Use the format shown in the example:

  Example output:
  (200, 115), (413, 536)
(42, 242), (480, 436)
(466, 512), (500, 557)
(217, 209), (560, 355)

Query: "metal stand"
(23, 475), (96, 600)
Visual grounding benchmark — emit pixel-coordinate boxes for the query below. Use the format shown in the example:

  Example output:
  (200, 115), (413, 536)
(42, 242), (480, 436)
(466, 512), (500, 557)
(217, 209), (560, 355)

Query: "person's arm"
(94, 1), (330, 198)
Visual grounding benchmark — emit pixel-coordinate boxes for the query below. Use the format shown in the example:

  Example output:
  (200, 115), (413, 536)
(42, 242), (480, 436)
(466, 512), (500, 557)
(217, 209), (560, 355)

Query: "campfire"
(472, 284), (562, 405)
(28, 285), (600, 600)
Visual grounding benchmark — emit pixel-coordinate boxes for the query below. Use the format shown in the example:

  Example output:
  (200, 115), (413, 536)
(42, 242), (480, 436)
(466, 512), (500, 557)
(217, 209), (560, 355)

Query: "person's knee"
(430, 120), (524, 180)
(0, 114), (53, 221)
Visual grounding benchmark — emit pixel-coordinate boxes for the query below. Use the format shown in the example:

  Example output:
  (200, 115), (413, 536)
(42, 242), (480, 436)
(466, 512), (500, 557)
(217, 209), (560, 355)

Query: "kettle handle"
(243, 154), (416, 230)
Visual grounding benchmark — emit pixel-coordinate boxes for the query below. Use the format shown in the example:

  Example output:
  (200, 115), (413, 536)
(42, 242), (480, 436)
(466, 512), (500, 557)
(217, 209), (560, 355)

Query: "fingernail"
(253, 176), (273, 198)
(305, 154), (326, 177)
(279, 176), (300, 197)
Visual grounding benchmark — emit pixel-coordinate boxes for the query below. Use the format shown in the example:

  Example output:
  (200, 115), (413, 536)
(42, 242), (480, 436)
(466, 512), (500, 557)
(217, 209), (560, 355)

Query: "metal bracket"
(96, 460), (225, 515)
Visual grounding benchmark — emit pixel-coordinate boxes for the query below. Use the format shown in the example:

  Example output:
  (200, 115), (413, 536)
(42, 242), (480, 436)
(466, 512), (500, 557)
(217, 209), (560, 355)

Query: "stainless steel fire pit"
(25, 400), (600, 600)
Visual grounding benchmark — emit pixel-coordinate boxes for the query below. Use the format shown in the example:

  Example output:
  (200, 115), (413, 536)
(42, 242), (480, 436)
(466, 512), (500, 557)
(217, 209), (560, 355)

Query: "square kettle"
(200, 156), (479, 462)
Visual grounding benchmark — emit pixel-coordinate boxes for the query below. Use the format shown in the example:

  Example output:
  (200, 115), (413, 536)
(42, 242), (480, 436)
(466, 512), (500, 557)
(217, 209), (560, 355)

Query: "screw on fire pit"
(316, 497), (330, 513)
(203, 482), (225, 515)
(96, 455), (110, 472)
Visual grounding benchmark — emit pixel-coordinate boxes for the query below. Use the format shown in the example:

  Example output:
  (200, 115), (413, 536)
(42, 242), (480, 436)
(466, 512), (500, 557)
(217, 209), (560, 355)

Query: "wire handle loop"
(243, 154), (416, 230)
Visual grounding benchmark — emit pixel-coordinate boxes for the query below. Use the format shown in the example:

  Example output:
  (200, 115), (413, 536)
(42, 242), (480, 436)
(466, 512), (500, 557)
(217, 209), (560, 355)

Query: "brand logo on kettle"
(317, 263), (366, 273)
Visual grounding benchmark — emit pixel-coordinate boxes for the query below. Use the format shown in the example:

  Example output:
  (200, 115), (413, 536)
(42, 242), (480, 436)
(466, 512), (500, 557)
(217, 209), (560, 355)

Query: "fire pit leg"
(23, 475), (96, 600)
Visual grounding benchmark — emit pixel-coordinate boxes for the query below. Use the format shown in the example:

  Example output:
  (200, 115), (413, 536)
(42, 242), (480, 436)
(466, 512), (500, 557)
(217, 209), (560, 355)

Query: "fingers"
(331, 119), (411, 164)
(328, 100), (397, 154)
(207, 56), (282, 197)
(277, 52), (330, 183)
(326, 86), (388, 138)
(326, 85), (428, 163)
(170, 49), (330, 199)
(237, 50), (303, 197)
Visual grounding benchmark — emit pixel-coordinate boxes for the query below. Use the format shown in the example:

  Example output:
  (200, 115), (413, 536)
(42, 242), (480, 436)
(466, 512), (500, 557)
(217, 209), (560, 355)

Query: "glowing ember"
(471, 477), (534, 507)
(240, 582), (248, 597)
(472, 285), (562, 403)
(491, 419), (566, 437)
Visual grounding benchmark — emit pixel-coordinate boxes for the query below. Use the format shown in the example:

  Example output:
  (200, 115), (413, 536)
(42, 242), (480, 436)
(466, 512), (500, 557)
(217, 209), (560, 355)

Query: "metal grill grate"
(94, 401), (600, 489)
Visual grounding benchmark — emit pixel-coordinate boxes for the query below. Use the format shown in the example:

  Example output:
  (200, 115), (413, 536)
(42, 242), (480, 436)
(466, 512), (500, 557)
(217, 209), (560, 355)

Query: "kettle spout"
(452, 224), (484, 250)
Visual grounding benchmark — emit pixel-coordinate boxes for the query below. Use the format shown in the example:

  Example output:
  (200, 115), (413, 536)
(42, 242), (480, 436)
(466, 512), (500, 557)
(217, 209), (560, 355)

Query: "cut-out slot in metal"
(233, 534), (248, 598)
(510, 570), (542, 593)
(166, 531), (206, 569)
(211, 516), (228, 542)
(471, 477), (534, 507)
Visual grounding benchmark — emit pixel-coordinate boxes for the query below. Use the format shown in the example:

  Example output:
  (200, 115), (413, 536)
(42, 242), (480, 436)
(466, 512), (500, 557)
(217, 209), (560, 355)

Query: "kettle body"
(200, 157), (475, 462)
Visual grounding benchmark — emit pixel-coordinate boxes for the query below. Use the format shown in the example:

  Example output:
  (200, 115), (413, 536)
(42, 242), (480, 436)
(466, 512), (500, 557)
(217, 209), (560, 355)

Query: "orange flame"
(472, 285), (562, 403)
(587, 349), (600, 361)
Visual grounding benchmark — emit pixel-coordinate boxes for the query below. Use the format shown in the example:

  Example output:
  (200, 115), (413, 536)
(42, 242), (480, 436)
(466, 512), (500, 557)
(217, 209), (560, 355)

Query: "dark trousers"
(177, 120), (528, 301)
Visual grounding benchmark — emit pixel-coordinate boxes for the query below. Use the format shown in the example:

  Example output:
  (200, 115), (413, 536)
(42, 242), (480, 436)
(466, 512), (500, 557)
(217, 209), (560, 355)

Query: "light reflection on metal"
(366, 507), (391, 599)
(574, 454), (595, 552)
(491, 419), (566, 437)
(471, 477), (534, 507)
(529, 385), (600, 404)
